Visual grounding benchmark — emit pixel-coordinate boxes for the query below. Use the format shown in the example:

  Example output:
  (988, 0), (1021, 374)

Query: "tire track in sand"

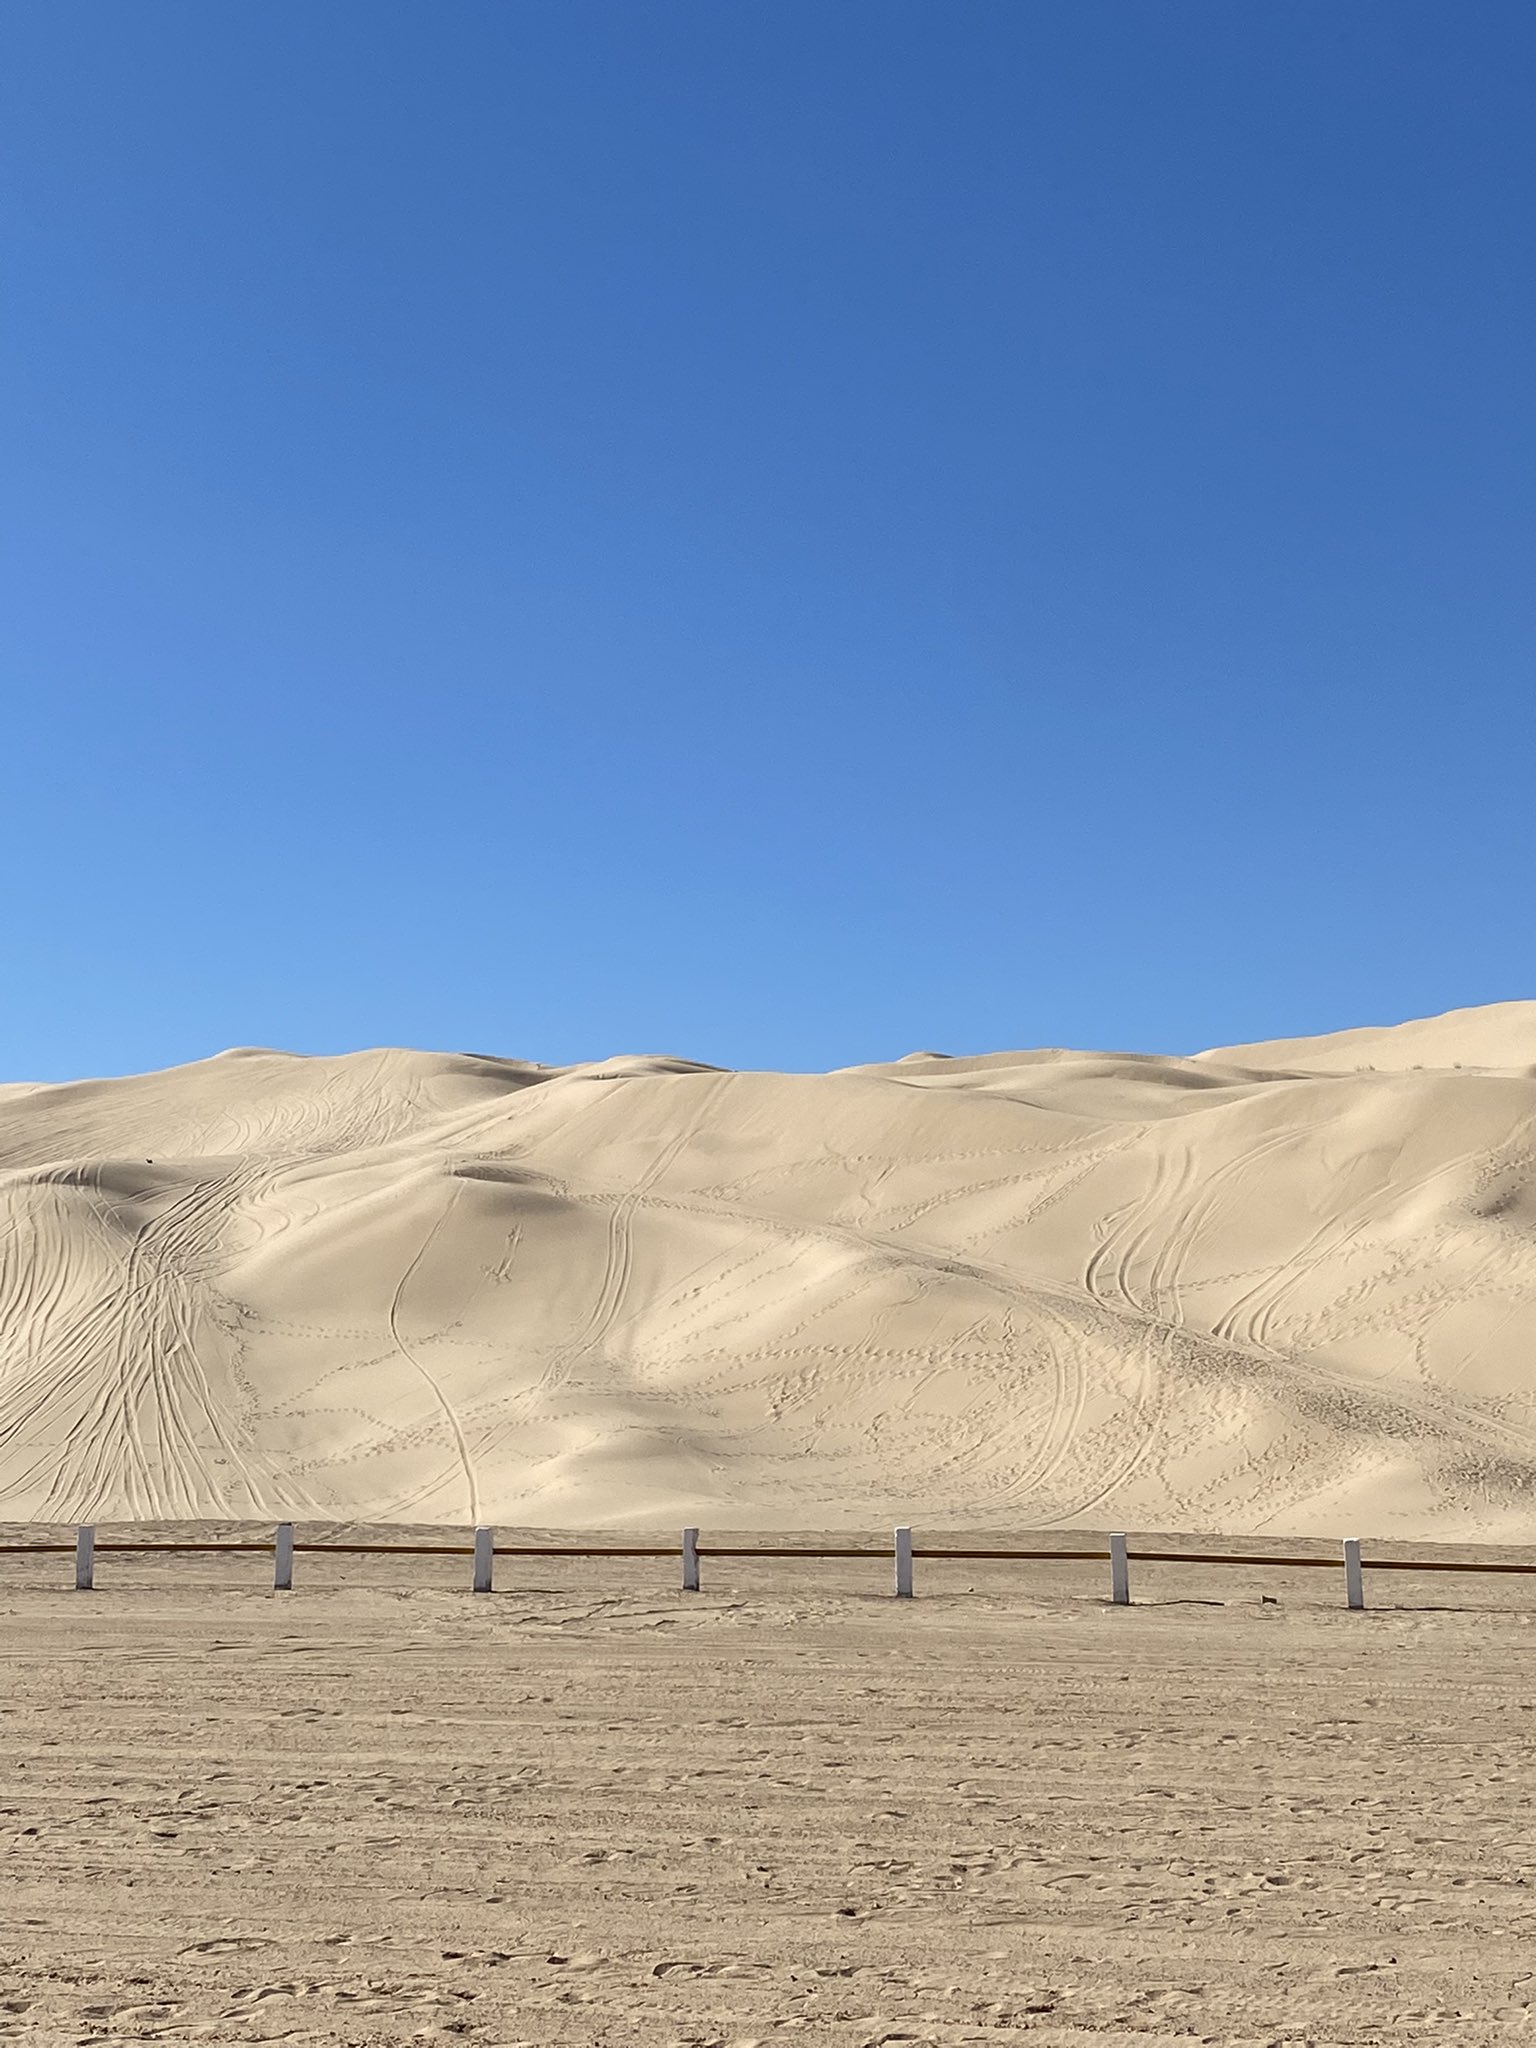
(382, 1185), (482, 1526)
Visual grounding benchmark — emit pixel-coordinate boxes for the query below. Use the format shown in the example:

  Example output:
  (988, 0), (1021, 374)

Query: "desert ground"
(5, 1007), (1536, 2044)
(4, 1539), (1536, 2047)
(2, 1001), (1536, 1538)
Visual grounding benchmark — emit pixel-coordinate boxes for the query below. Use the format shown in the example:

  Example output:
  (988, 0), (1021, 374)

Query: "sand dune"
(2, 1004), (1535, 1536)
(1198, 998), (1536, 1075)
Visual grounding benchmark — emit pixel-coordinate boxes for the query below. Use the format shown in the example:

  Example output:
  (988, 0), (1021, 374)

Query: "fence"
(9, 1524), (1536, 1609)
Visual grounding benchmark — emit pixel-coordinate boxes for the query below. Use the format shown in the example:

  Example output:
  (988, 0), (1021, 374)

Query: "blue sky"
(3, 1), (1532, 1080)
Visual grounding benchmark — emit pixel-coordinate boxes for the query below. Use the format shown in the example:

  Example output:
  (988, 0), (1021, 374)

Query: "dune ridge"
(2, 1004), (1535, 1537)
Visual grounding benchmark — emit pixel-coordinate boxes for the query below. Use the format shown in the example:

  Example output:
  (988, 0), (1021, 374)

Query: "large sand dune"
(2, 1003), (1535, 1536)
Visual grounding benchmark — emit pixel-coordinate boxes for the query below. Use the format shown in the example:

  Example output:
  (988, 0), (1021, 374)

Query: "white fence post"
(274, 1523), (294, 1592)
(1343, 1537), (1365, 1610)
(1110, 1532), (1130, 1605)
(681, 1526), (700, 1592)
(894, 1525), (914, 1599)
(473, 1525), (495, 1594)
(75, 1525), (95, 1592)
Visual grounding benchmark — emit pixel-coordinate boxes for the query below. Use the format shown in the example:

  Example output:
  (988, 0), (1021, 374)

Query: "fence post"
(681, 1526), (700, 1592)
(273, 1523), (294, 1592)
(1343, 1537), (1364, 1610)
(894, 1525), (914, 1599)
(1110, 1532), (1130, 1605)
(473, 1525), (495, 1594)
(75, 1525), (95, 1592)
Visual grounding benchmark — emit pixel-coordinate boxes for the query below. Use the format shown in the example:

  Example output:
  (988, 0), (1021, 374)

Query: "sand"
(2, 1001), (1536, 1536)
(4, 1545), (1536, 2045)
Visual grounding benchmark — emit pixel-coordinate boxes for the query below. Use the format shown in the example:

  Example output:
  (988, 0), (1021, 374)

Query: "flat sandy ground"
(4, 1536), (1536, 2047)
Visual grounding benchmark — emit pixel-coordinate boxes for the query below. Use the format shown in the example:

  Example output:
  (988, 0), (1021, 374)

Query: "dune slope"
(2, 1007), (1536, 1536)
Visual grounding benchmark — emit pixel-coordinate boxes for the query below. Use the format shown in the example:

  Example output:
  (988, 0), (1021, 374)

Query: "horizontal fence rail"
(3, 1524), (1535, 1607)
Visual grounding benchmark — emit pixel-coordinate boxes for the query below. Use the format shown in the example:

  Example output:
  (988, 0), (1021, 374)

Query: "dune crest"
(1198, 999), (1536, 1075)
(2, 1005), (1535, 1537)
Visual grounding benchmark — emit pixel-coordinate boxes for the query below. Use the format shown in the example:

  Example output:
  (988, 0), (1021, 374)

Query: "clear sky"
(3, 2), (1532, 1081)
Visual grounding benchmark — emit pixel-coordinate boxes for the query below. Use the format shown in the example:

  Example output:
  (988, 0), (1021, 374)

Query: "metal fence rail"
(2, 1523), (1534, 1607)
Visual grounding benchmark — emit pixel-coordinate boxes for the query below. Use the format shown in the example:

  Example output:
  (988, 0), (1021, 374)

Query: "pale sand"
(3, 1001), (1536, 1536)
(4, 1545), (1536, 2045)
